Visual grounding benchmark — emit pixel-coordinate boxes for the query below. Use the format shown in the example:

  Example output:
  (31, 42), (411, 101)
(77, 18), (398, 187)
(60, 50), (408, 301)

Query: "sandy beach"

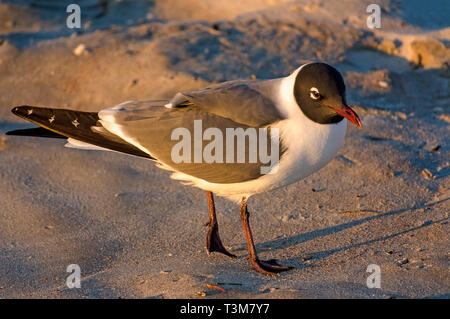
(0, 0), (448, 298)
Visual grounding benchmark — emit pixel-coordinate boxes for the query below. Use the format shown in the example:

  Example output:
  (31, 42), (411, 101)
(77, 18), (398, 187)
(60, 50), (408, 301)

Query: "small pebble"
(397, 258), (409, 266)
(378, 80), (388, 88)
(437, 114), (450, 123)
(73, 44), (87, 56)
(395, 112), (407, 120)
(430, 145), (441, 153)
(421, 168), (433, 179)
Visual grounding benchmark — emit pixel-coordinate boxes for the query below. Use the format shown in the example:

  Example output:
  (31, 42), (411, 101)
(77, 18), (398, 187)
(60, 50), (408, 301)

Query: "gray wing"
(99, 83), (285, 184)
(166, 79), (285, 126)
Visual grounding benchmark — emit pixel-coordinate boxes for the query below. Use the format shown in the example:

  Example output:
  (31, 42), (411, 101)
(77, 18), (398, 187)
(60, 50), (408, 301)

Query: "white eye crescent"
(310, 87), (321, 100)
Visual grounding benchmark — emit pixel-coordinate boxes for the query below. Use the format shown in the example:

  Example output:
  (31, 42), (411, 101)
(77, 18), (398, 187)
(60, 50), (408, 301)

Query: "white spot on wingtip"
(164, 103), (173, 109)
(72, 119), (80, 128)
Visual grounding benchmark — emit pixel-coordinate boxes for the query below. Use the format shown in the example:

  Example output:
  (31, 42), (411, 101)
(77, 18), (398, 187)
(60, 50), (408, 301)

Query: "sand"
(0, 0), (448, 298)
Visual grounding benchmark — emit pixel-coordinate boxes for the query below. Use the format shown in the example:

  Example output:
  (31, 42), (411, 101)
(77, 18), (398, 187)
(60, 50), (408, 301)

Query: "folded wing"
(99, 81), (285, 184)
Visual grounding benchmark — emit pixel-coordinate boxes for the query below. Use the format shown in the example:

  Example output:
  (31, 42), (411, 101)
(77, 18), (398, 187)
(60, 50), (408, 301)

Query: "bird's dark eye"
(310, 87), (321, 100)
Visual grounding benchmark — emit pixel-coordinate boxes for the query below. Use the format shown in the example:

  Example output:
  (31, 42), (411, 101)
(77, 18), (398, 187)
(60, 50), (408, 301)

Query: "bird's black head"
(294, 62), (362, 128)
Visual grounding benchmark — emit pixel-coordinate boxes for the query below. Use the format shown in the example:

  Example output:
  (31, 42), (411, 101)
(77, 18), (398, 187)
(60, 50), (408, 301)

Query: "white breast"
(167, 65), (348, 202)
(269, 115), (347, 188)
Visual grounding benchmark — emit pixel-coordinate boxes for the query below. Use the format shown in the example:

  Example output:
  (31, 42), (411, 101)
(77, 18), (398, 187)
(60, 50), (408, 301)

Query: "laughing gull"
(7, 62), (362, 276)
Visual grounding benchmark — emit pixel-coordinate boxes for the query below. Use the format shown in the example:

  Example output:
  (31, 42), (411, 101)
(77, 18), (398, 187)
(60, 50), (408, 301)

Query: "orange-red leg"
(205, 191), (236, 258)
(239, 197), (293, 276)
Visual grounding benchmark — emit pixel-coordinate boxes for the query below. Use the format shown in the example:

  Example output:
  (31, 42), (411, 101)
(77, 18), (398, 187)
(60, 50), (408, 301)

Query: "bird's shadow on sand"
(246, 198), (449, 268)
(209, 198), (448, 297)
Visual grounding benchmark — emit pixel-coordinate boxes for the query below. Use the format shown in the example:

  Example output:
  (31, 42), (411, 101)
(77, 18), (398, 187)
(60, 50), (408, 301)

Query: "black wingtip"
(11, 105), (31, 116)
(11, 106), (20, 115)
(5, 129), (21, 136)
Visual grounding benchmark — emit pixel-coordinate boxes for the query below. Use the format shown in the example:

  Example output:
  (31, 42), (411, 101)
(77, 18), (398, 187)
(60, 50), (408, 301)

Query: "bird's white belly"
(268, 117), (347, 188)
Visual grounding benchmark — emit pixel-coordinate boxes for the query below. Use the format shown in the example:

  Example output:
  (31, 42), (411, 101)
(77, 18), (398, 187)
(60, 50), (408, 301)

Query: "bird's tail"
(6, 105), (152, 159)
